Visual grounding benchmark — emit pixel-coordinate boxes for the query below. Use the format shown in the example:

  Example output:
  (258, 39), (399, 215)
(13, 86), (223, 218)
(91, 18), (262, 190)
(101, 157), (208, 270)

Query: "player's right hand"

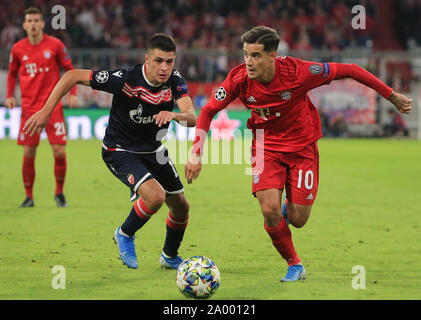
(185, 154), (202, 184)
(23, 110), (49, 137)
(389, 91), (412, 114)
(5, 97), (16, 109)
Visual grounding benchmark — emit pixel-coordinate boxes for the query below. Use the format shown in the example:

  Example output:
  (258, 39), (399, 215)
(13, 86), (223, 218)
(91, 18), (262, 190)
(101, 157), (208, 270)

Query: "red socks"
(264, 218), (301, 266)
(22, 154), (67, 199)
(22, 156), (35, 199)
(54, 155), (67, 195)
(133, 198), (157, 220)
(166, 212), (189, 230)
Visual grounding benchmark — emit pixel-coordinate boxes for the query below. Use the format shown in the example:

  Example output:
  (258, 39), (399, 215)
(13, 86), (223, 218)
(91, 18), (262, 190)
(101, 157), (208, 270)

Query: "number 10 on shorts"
(297, 169), (314, 189)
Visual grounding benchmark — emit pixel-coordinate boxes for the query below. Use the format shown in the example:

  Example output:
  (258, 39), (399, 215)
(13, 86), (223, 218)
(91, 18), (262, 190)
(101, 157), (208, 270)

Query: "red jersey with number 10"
(7, 34), (76, 115)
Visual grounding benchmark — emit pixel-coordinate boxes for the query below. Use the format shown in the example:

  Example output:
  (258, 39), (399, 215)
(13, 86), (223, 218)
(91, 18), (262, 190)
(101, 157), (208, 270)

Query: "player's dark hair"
(24, 7), (43, 19)
(147, 33), (177, 53)
(241, 26), (280, 52)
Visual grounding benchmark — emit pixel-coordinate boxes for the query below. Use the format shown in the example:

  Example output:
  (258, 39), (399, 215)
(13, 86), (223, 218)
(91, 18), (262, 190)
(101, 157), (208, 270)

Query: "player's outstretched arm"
(332, 63), (412, 114)
(23, 69), (91, 136)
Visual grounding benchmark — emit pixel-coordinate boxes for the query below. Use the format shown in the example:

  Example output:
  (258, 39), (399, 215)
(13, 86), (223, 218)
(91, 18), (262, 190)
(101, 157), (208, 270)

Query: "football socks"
(22, 156), (35, 199)
(121, 198), (156, 237)
(54, 155), (67, 195)
(264, 218), (301, 266)
(163, 211), (189, 258)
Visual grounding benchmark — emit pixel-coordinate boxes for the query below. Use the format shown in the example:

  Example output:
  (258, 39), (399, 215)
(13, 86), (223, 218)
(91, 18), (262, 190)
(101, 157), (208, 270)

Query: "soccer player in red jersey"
(185, 26), (412, 282)
(5, 7), (78, 208)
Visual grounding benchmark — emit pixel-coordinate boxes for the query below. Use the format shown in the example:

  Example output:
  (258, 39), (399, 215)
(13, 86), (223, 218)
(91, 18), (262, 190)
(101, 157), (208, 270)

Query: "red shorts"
(251, 142), (319, 205)
(18, 107), (67, 146)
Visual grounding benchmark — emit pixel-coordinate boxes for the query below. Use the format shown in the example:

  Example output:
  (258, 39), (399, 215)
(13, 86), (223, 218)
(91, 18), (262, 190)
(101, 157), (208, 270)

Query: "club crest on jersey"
(253, 173), (260, 184)
(280, 90), (292, 100)
(161, 88), (172, 101)
(127, 174), (135, 185)
(309, 64), (323, 75)
(44, 50), (51, 59)
(215, 87), (226, 101)
(96, 71), (109, 83)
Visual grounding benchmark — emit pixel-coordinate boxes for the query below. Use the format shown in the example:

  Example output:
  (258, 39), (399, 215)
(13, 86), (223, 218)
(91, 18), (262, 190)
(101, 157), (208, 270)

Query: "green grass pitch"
(0, 138), (420, 300)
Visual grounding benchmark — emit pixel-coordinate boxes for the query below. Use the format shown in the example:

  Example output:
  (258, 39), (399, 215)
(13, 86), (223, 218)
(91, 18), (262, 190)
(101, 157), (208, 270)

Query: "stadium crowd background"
(1, 0), (379, 52)
(0, 0), (419, 137)
(1, 1), (420, 79)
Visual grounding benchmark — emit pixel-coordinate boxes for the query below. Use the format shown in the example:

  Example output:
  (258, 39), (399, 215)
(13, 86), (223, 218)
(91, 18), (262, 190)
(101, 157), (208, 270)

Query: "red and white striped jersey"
(90, 64), (190, 152)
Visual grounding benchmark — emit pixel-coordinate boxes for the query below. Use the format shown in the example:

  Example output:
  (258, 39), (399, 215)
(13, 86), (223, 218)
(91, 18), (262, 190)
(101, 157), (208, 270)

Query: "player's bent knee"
(290, 219), (307, 228)
(149, 190), (166, 209)
(287, 203), (312, 228)
(138, 181), (166, 212)
(260, 205), (282, 227)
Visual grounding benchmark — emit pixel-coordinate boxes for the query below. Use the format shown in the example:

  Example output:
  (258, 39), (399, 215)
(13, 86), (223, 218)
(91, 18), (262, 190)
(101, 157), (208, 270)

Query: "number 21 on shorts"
(297, 169), (313, 189)
(54, 122), (66, 136)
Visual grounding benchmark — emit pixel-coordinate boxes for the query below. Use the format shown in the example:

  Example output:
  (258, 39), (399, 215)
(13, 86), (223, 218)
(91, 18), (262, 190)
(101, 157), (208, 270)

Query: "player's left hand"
(153, 111), (176, 127)
(66, 94), (78, 108)
(389, 91), (412, 114)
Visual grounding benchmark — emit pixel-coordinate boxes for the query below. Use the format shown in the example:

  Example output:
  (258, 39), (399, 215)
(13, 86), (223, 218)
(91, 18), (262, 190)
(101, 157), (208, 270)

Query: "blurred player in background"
(23, 33), (197, 271)
(185, 26), (412, 282)
(5, 7), (78, 208)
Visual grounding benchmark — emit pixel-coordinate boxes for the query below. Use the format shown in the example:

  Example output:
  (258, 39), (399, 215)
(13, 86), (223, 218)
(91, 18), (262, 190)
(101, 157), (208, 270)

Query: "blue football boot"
(281, 264), (306, 282)
(113, 226), (138, 269)
(160, 252), (183, 270)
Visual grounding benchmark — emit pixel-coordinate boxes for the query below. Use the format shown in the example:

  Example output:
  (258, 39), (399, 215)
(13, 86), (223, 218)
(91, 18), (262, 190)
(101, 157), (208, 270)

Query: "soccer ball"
(176, 256), (220, 299)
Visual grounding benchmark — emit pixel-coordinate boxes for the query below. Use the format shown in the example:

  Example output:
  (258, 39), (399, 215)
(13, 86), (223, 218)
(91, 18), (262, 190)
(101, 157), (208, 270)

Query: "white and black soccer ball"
(214, 87), (226, 101)
(176, 256), (221, 299)
(95, 71), (109, 83)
